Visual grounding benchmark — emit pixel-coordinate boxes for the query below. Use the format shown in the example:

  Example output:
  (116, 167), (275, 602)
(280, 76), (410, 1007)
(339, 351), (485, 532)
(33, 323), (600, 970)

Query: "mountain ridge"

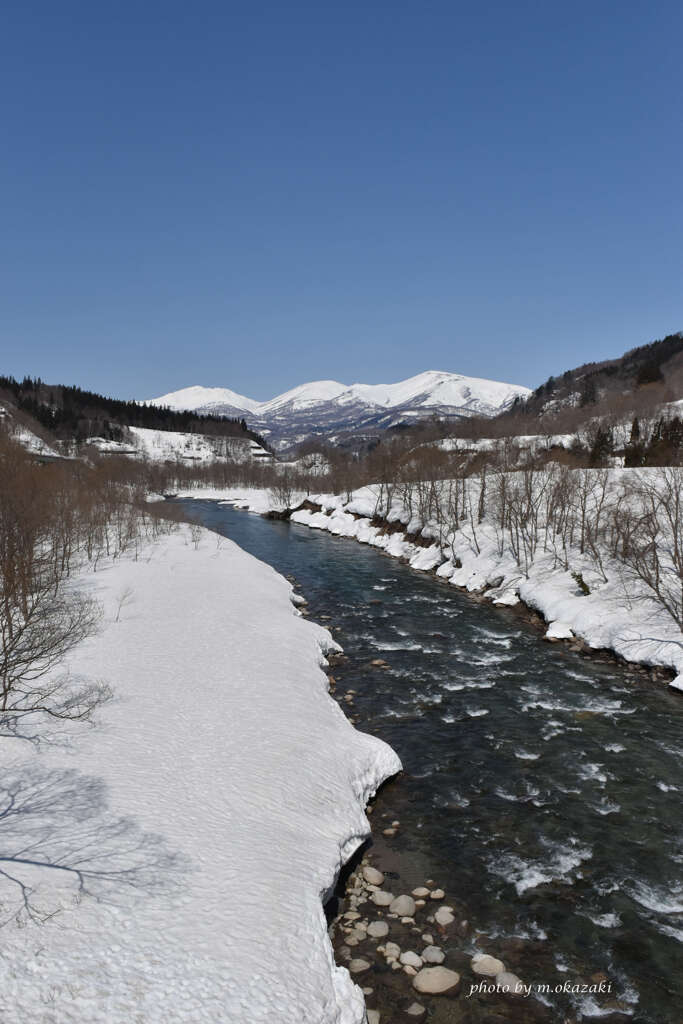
(147, 370), (530, 450)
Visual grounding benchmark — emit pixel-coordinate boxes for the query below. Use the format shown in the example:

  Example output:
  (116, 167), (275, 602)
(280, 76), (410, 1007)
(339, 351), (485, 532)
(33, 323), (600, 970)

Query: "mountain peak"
(146, 371), (530, 449)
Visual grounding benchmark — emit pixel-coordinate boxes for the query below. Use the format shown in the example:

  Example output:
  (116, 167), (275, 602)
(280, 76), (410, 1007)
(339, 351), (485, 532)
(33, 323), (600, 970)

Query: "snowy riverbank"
(1, 524), (400, 1024)
(173, 483), (683, 691)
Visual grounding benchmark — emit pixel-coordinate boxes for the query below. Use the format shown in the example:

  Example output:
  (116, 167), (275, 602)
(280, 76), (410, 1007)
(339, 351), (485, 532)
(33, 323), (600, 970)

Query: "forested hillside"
(0, 375), (270, 448)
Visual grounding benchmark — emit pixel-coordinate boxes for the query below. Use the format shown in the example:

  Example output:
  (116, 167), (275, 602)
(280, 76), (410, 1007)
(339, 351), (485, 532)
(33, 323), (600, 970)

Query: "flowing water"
(177, 499), (683, 1023)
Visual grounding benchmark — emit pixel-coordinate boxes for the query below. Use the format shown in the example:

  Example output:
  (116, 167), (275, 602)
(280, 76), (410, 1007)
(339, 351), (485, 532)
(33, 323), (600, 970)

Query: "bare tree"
(0, 583), (108, 723)
(616, 468), (683, 630)
(269, 469), (296, 510)
(114, 585), (135, 622)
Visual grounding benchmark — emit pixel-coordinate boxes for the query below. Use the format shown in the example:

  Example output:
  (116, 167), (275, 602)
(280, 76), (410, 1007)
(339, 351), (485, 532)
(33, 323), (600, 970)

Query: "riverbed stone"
(390, 895), (416, 917)
(383, 827), (397, 836)
(471, 954), (505, 976)
(495, 971), (525, 994)
(348, 958), (371, 974)
(367, 1011), (380, 1024)
(371, 891), (394, 907)
(400, 951), (423, 969)
(404, 965), (418, 976)
(384, 941), (401, 961)
(406, 1004), (426, 1018)
(434, 907), (455, 926)
(421, 945), (445, 964)
(421, 933), (433, 944)
(367, 920), (389, 939)
(429, 888), (445, 900)
(412, 887), (430, 898)
(363, 865), (385, 886)
(412, 966), (461, 994)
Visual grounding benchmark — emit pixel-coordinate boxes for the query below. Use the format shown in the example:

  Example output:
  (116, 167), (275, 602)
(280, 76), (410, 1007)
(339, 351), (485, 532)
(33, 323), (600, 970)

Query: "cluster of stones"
(333, 858), (525, 1022)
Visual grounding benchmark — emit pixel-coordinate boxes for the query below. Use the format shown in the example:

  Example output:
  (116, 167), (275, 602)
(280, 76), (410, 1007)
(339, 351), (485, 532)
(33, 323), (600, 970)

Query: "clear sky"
(1, 1), (681, 401)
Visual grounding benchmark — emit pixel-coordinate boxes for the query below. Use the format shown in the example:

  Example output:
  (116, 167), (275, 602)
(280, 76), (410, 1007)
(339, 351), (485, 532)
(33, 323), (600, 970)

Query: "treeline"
(145, 432), (683, 636)
(369, 462), (683, 632)
(522, 332), (683, 412)
(0, 375), (270, 449)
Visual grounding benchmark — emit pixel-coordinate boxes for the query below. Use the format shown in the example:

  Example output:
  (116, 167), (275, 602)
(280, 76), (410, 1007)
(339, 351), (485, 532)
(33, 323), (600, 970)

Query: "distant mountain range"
(147, 371), (531, 450)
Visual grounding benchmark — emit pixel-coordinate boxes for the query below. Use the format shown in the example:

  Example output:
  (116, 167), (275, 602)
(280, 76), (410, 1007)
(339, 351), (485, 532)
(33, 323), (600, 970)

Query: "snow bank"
(298, 486), (683, 689)
(155, 479), (683, 690)
(0, 526), (400, 1024)
(173, 485), (276, 513)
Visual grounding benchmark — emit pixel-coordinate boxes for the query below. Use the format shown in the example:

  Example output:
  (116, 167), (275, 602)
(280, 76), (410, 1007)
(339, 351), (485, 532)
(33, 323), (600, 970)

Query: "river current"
(177, 499), (683, 1023)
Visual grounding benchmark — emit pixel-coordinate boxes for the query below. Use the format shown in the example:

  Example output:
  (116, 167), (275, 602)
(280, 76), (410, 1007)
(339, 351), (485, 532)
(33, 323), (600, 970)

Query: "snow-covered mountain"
(148, 371), (530, 450)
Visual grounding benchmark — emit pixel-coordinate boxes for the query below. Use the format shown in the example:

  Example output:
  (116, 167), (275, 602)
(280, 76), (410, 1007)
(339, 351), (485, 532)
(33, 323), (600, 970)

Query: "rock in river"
(471, 953), (505, 976)
(390, 894), (416, 916)
(371, 890), (394, 907)
(421, 945), (445, 964)
(412, 966), (461, 994)
(363, 865), (385, 886)
(495, 971), (524, 994)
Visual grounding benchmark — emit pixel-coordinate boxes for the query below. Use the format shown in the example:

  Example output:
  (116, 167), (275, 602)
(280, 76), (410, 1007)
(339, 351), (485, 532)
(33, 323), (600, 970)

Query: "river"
(176, 498), (683, 1024)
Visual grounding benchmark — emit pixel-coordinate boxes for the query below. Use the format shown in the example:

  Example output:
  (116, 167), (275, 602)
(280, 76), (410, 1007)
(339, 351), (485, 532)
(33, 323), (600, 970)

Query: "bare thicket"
(612, 469), (683, 630)
(0, 436), (180, 729)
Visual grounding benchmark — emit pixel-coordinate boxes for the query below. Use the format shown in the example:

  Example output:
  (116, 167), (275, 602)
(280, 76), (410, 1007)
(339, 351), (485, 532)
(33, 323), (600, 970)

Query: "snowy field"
(0, 525), (400, 1024)
(174, 478), (683, 692)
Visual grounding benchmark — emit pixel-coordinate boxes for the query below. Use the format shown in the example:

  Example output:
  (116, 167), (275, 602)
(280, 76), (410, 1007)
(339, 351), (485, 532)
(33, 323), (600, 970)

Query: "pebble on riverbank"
(330, 799), (525, 1019)
(413, 966), (461, 994)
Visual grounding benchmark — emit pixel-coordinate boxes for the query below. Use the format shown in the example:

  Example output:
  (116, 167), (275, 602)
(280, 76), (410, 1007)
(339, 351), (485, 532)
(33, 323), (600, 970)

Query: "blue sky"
(1, 1), (681, 400)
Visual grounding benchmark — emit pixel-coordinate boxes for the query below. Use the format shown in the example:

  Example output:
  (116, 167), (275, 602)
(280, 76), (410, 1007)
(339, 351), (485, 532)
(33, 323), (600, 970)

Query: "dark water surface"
(178, 500), (683, 1023)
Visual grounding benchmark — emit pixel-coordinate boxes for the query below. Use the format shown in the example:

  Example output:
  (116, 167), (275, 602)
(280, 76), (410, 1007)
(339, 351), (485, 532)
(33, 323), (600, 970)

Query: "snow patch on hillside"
(86, 427), (272, 464)
(0, 404), (62, 458)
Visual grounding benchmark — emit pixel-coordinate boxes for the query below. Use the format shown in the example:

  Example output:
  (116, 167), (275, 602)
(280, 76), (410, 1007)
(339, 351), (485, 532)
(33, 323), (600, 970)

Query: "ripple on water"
(626, 881), (683, 915)
(487, 838), (593, 894)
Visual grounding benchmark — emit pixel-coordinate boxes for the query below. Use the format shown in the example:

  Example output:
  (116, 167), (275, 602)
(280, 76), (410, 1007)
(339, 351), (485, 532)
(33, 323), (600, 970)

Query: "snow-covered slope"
(149, 385), (260, 416)
(86, 426), (272, 463)
(0, 525), (400, 1024)
(337, 371), (526, 413)
(256, 379), (349, 414)
(147, 371), (531, 450)
(0, 404), (63, 459)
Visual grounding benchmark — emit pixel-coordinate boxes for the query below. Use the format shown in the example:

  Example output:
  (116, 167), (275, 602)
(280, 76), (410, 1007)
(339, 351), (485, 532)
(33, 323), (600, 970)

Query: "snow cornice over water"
(147, 370), (531, 418)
